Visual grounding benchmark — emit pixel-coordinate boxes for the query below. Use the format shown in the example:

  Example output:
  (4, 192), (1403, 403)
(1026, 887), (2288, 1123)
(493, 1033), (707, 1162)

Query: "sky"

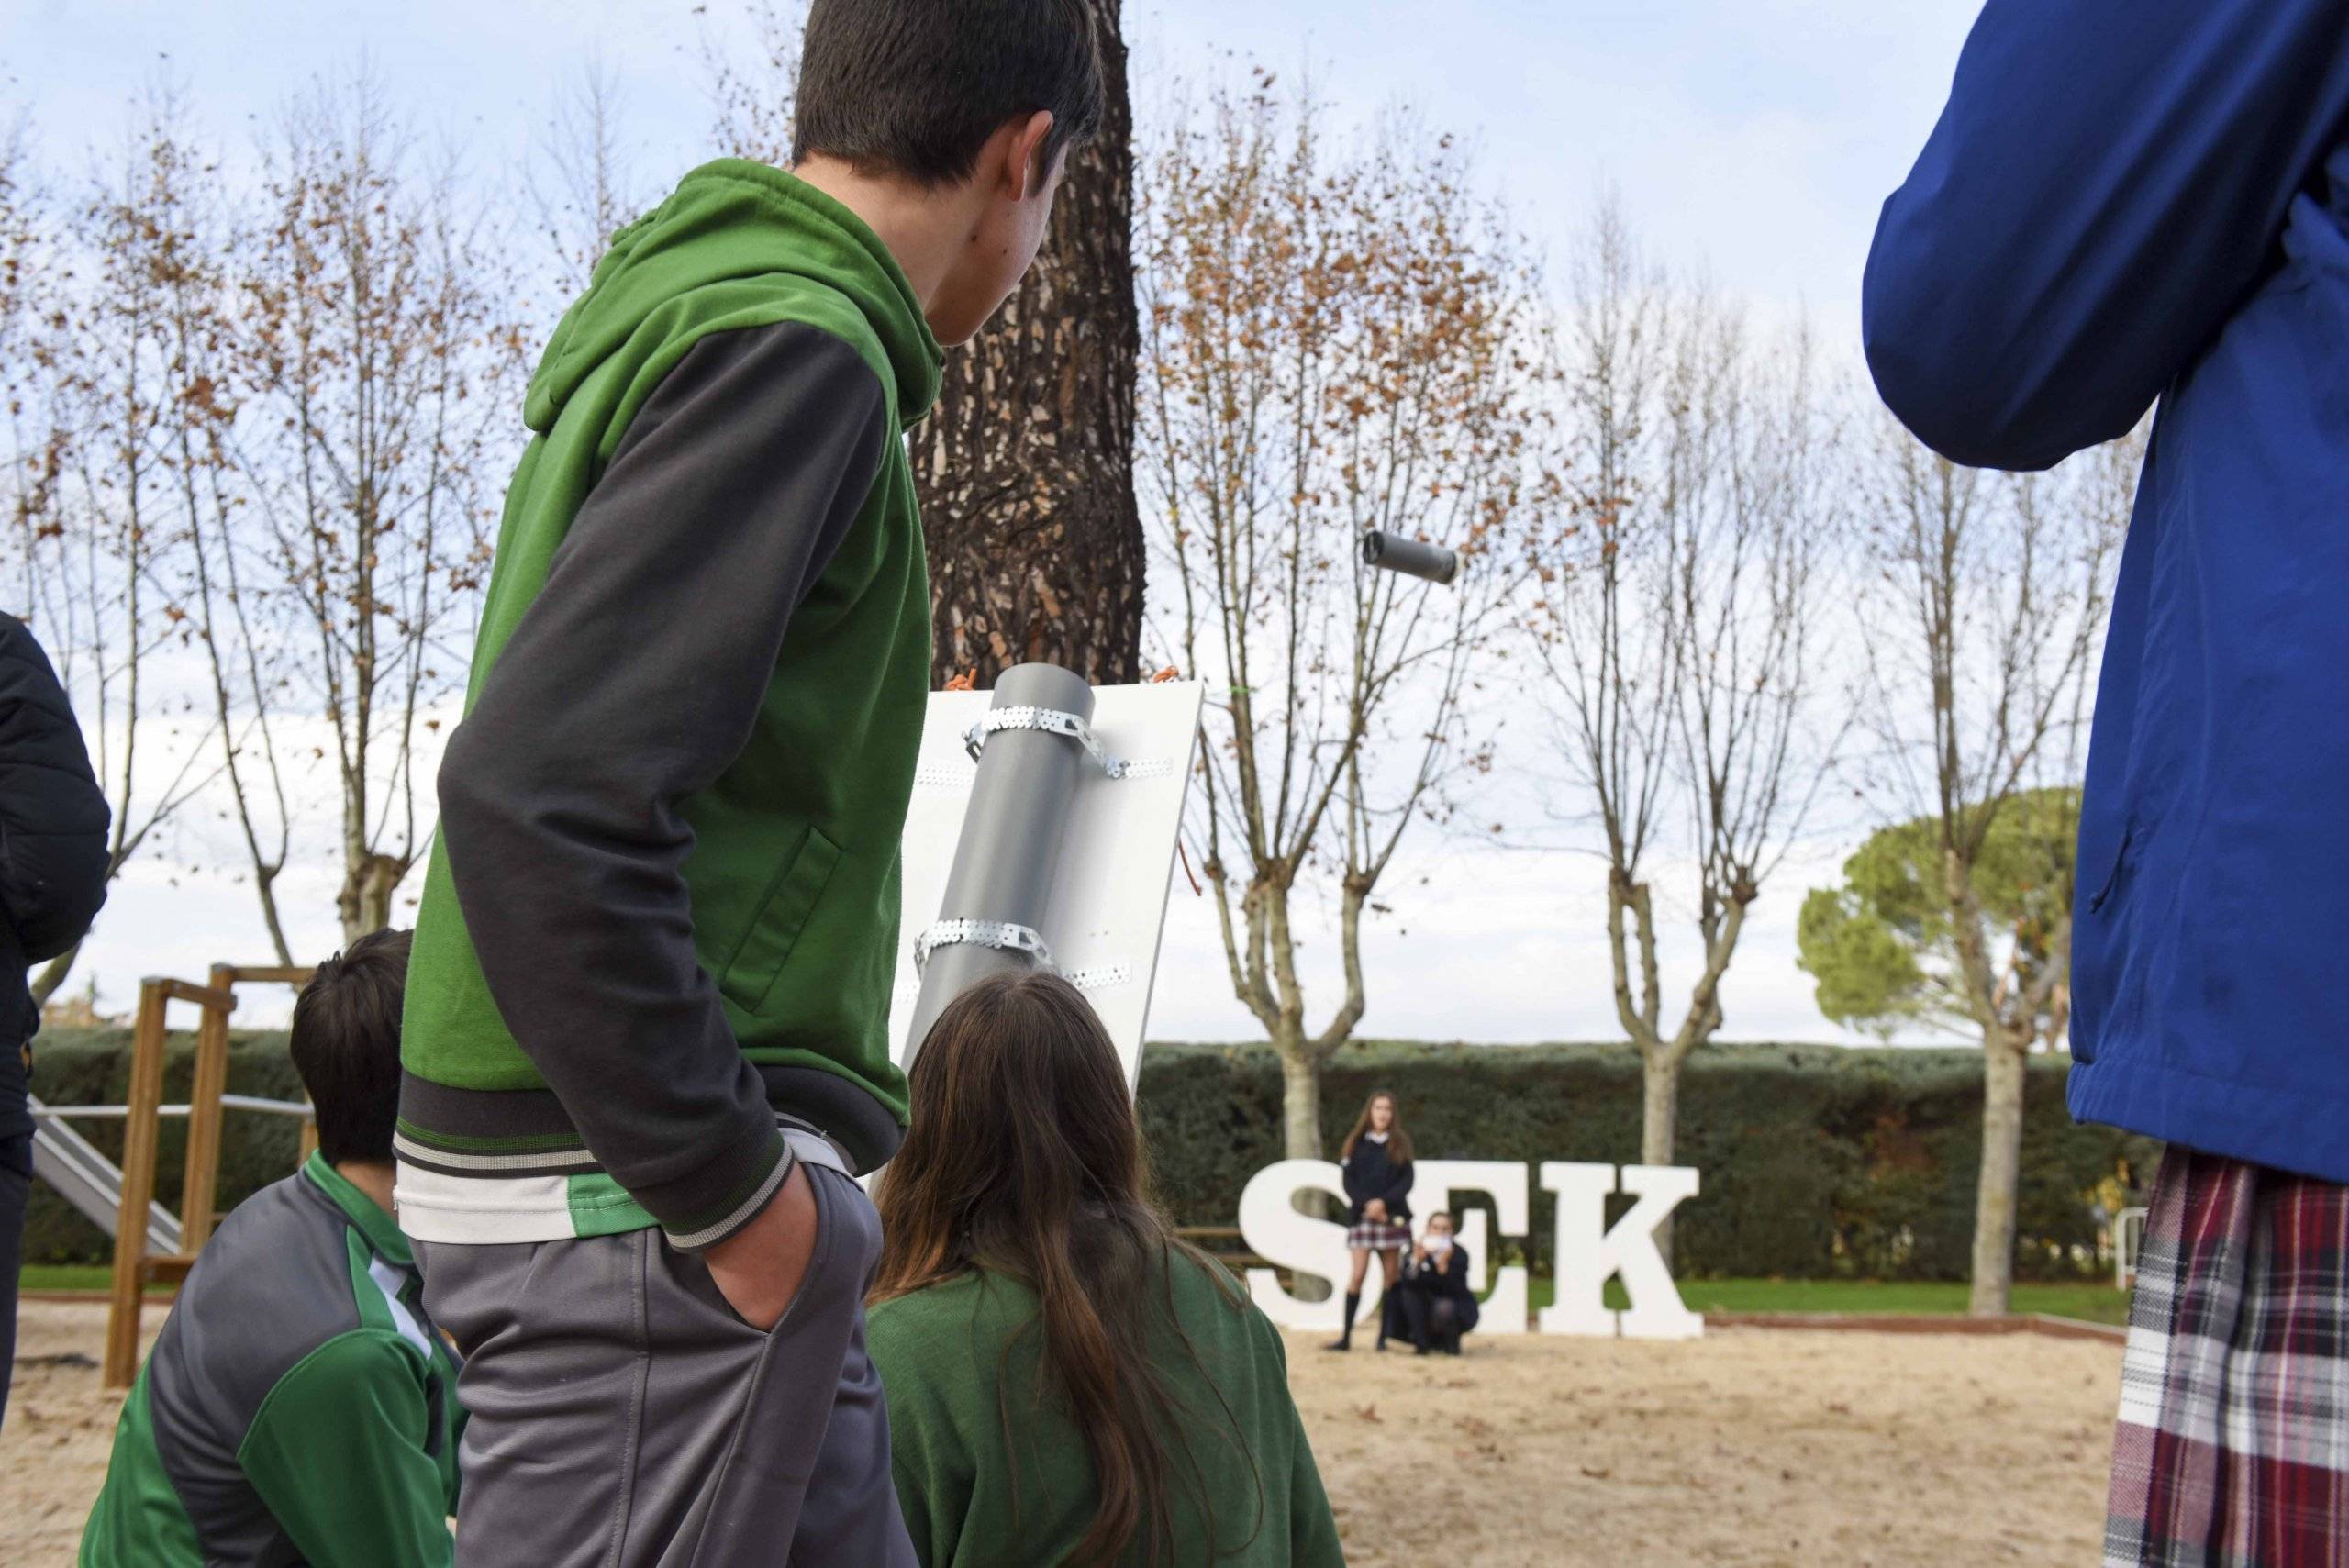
(7, 0), (1986, 326)
(0, 0), (1998, 1041)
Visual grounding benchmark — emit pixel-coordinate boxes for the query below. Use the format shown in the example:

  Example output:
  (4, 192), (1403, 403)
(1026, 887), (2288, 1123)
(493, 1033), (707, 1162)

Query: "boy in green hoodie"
(394, 3), (1103, 1562)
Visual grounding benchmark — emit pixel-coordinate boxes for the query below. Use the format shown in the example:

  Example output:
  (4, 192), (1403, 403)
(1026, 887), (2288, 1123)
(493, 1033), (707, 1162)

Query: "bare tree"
(1531, 202), (1676, 1131)
(132, 89), (304, 963)
(237, 70), (526, 942)
(529, 55), (648, 298)
(1531, 207), (1842, 1260)
(1858, 420), (2133, 1314)
(704, 1), (803, 169)
(0, 107), (60, 618)
(7, 97), (229, 1003)
(1141, 82), (1548, 1159)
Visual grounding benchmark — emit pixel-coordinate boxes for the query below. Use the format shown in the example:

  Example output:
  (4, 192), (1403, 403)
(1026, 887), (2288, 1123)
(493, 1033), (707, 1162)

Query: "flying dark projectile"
(1361, 530), (1460, 586)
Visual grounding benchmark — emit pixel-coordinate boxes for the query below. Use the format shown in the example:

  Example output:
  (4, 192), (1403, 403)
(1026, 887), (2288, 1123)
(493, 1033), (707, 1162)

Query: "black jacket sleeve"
(1439, 1246), (1478, 1333)
(1380, 1159), (1414, 1213)
(436, 323), (889, 1248)
(0, 614), (112, 964)
(1340, 1145), (1373, 1207)
(1406, 1245), (1475, 1301)
(1438, 1245), (1475, 1304)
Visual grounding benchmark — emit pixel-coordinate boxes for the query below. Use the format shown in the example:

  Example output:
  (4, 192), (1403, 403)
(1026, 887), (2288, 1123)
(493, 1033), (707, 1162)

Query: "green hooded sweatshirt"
(396, 160), (942, 1250)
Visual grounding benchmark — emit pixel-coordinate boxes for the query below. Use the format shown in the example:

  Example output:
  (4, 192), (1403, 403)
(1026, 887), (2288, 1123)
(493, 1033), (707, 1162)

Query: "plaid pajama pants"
(2106, 1146), (2349, 1567)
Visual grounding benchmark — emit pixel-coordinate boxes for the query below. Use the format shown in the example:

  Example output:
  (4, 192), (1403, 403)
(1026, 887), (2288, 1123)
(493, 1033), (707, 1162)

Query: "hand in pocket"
(702, 1162), (819, 1331)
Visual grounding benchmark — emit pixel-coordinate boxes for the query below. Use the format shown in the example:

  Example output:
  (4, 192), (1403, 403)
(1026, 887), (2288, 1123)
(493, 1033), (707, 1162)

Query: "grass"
(17, 1265), (173, 1296)
(1529, 1275), (2132, 1326)
(22, 1264), (2132, 1325)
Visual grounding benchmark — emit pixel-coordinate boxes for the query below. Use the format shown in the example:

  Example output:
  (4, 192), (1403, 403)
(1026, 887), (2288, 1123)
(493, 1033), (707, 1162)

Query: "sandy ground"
(5, 1301), (165, 1564)
(4, 1300), (2122, 1566)
(1287, 1325), (2122, 1568)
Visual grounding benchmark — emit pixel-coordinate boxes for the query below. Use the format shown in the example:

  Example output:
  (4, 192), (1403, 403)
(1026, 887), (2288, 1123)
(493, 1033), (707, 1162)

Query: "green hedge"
(22, 1031), (2156, 1282)
(1133, 1041), (2161, 1283)
(23, 1029), (308, 1265)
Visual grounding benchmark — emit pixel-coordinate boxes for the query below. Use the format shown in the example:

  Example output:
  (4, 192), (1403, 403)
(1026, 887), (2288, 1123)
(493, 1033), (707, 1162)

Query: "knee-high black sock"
(1340, 1291), (1361, 1347)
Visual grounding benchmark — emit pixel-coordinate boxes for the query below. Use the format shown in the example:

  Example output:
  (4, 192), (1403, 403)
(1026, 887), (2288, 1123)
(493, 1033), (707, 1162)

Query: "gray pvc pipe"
(902, 662), (1097, 1065)
(1362, 529), (1462, 586)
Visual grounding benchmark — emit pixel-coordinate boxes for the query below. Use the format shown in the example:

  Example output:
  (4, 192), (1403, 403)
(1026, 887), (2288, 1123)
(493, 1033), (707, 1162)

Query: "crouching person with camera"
(1395, 1212), (1479, 1357)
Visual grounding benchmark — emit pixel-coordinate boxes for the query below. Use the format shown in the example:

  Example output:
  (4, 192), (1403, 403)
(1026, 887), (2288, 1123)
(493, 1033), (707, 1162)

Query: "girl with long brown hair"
(866, 971), (1343, 1567)
(1327, 1090), (1414, 1352)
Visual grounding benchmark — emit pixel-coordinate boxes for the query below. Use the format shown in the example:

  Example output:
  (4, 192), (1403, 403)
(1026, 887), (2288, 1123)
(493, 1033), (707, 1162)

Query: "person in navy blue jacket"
(1326, 1089), (1413, 1353)
(1866, 6), (2349, 1561)
(0, 612), (112, 1430)
(1393, 1212), (1479, 1356)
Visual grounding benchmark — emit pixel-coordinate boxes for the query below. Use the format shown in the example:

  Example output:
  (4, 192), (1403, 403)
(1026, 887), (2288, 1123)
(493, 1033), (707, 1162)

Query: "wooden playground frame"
(102, 963), (317, 1388)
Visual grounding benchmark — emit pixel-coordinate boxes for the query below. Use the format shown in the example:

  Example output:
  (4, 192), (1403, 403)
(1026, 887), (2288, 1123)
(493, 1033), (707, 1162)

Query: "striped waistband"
(395, 1065), (902, 1180)
(392, 1116), (854, 1184)
(395, 1127), (851, 1248)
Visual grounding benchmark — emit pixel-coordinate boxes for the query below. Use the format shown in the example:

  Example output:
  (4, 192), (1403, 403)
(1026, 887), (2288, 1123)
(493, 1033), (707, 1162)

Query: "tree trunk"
(338, 852), (409, 945)
(1969, 1031), (2027, 1316)
(1278, 1039), (1323, 1163)
(911, 0), (1144, 688)
(1277, 1037), (1331, 1299)
(29, 943), (81, 1008)
(254, 873), (295, 968)
(1641, 1050), (1682, 1266)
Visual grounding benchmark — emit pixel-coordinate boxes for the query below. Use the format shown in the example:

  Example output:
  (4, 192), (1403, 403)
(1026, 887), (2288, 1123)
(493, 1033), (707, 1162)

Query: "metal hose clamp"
(914, 918), (1057, 975)
(962, 706), (1135, 779)
(911, 918), (1130, 992)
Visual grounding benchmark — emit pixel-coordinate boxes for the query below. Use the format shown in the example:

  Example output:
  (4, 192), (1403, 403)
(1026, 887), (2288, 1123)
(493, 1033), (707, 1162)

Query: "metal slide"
(27, 1094), (183, 1255)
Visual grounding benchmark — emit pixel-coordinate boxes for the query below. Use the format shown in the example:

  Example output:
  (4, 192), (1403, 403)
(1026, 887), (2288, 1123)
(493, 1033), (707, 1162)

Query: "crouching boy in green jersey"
(82, 931), (461, 1567)
(391, 2), (1102, 1562)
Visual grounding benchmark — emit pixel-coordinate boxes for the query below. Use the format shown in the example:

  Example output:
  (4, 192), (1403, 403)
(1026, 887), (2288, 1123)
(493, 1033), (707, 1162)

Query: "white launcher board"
(886, 681), (1207, 1087)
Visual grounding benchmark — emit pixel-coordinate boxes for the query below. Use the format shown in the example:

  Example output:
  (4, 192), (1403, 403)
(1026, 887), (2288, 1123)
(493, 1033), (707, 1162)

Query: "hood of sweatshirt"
(522, 158), (943, 435)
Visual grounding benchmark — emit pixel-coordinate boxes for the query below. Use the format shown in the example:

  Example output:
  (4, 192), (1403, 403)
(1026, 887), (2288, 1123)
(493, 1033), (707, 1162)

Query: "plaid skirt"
(1346, 1218), (1411, 1251)
(2106, 1146), (2349, 1567)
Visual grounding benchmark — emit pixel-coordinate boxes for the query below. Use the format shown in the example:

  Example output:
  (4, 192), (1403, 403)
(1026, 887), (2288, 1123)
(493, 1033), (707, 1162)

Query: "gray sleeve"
(436, 322), (889, 1248)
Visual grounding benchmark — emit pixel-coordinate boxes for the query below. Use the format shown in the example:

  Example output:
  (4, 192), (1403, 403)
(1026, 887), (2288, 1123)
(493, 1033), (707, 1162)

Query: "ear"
(1002, 109), (1058, 202)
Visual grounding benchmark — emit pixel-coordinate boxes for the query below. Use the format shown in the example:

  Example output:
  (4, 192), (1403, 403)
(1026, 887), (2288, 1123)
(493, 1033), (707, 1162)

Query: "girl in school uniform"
(1395, 1210), (1480, 1355)
(1327, 1090), (1414, 1352)
(864, 972), (1344, 1567)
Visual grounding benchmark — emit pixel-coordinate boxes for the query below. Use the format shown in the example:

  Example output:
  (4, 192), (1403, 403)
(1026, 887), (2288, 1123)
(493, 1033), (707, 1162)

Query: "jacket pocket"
(717, 823), (844, 1015)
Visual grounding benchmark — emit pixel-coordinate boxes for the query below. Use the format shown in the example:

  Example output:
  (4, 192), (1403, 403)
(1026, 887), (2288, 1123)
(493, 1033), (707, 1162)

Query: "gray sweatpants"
(416, 1164), (916, 1567)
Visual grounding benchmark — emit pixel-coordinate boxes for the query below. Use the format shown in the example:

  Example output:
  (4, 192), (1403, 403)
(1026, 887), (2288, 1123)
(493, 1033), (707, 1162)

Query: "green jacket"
(867, 1255), (1347, 1568)
(81, 1156), (462, 1567)
(397, 161), (943, 1249)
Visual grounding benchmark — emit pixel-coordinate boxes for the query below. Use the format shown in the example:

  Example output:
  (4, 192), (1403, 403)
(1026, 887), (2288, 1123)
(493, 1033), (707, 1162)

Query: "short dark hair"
(792, 0), (1107, 187)
(289, 929), (411, 1166)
